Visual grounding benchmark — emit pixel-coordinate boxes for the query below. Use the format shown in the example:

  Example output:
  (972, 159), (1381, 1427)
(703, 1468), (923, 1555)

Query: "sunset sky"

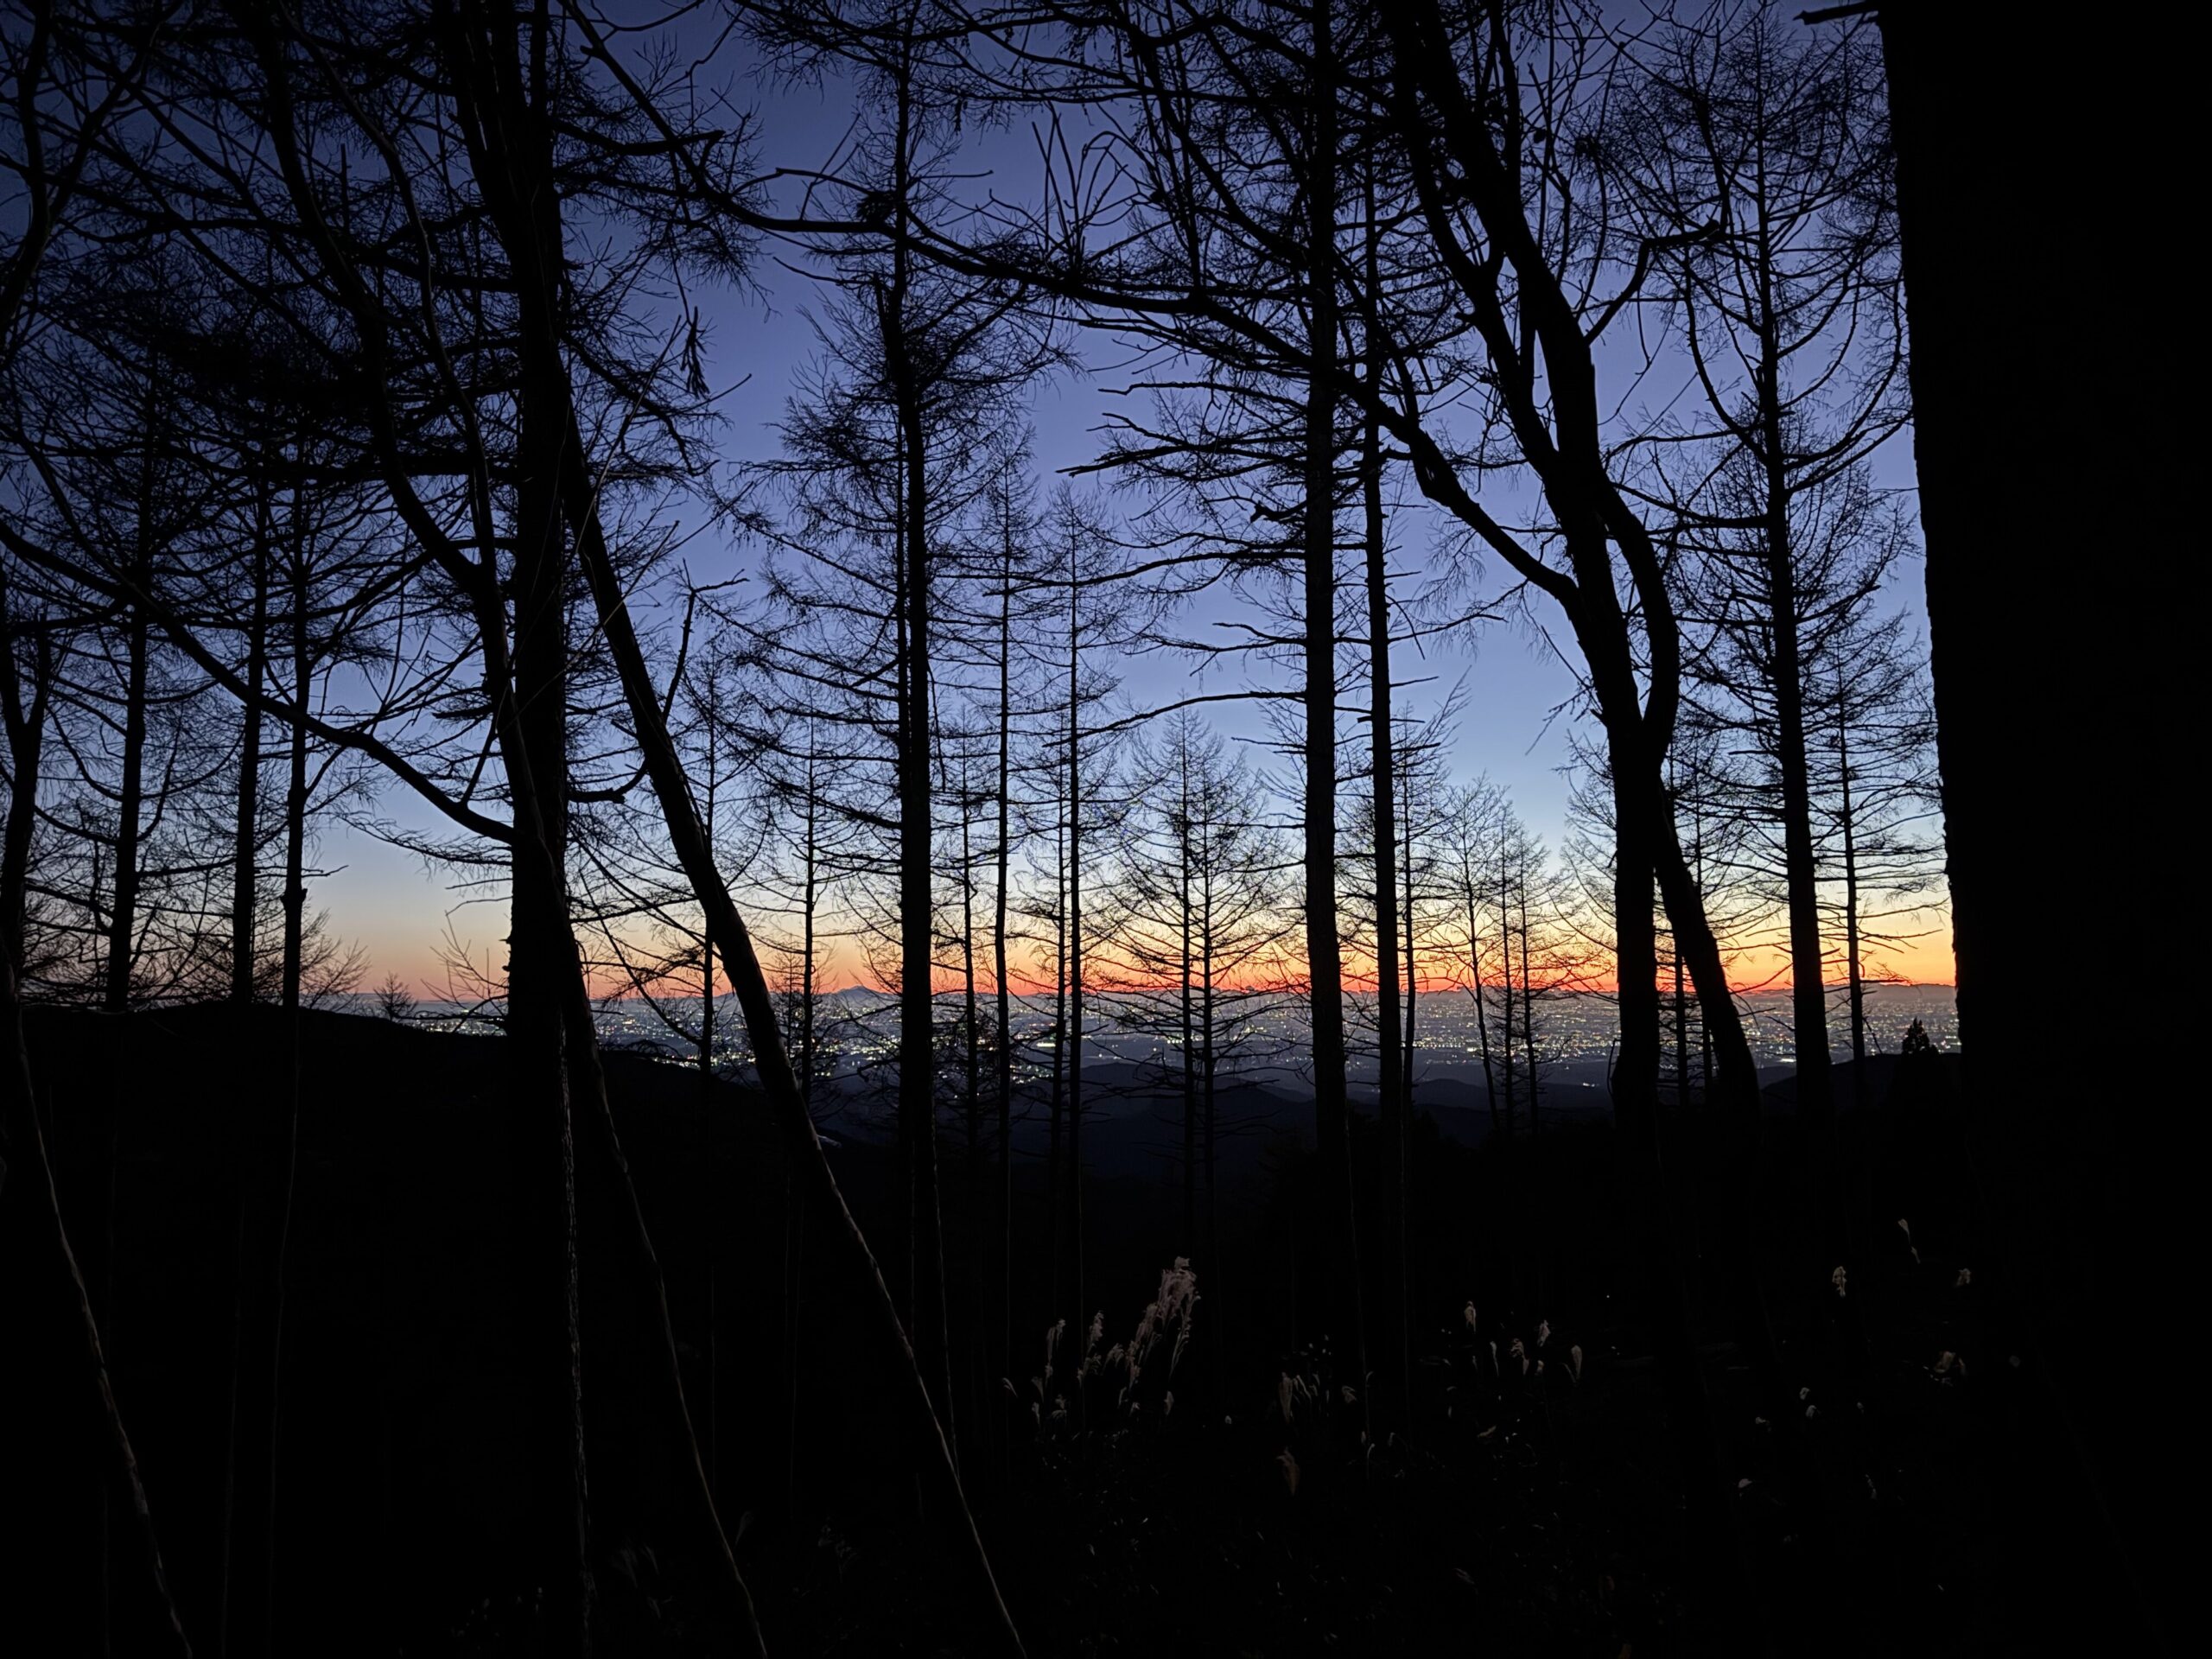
(303, 61), (1951, 1000)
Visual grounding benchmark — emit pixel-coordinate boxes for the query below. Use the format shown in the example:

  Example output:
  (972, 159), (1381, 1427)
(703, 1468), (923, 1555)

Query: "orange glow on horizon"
(369, 918), (1955, 1004)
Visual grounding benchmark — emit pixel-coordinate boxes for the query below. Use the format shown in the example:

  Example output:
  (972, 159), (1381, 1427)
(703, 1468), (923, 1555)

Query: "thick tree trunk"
(1877, 8), (2183, 1643)
(893, 402), (953, 1468)
(506, 420), (593, 1655)
(1605, 739), (1738, 1616)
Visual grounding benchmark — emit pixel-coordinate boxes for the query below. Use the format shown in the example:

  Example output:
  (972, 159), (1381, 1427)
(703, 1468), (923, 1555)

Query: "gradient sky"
(307, 51), (1950, 996)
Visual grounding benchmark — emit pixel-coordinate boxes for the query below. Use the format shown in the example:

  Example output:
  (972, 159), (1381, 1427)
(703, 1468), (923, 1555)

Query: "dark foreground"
(1, 1005), (2082, 1654)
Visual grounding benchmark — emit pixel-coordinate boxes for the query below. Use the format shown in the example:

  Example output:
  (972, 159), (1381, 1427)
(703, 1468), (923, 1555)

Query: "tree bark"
(1606, 741), (1739, 1618)
(992, 549), (1014, 1469)
(278, 515), (308, 1014)
(229, 493), (268, 1004)
(1834, 683), (1866, 1101)
(881, 56), (955, 1459)
(2, 619), (48, 988)
(1301, 0), (1366, 1403)
(103, 574), (149, 1014)
(1876, 7), (2183, 1642)
(1752, 280), (1842, 1255)
(1065, 554), (1087, 1364)
(1362, 285), (1408, 1406)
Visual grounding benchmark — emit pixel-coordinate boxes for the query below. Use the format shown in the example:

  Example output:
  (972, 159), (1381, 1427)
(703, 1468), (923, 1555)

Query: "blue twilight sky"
(307, 40), (1931, 993)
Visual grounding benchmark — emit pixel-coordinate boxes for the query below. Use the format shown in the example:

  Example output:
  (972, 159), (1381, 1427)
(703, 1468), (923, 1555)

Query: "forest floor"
(718, 1343), (1986, 1658)
(7, 1004), (2010, 1657)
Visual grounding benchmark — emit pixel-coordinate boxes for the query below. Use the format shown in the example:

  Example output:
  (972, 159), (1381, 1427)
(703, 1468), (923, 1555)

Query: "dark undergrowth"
(3, 1004), (2029, 1656)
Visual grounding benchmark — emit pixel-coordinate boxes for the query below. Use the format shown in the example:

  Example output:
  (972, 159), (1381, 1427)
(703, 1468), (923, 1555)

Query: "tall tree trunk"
(802, 741), (820, 1116)
(992, 551), (1014, 1470)
(505, 410), (592, 1655)
(2, 623), (48, 986)
(1465, 872), (1499, 1140)
(1045, 777), (1065, 1332)
(230, 499), (268, 1005)
(1673, 947), (1690, 1107)
(225, 496), (304, 1659)
(1518, 879), (1536, 1138)
(1606, 738), (1738, 1612)
(699, 677), (717, 1077)
(1400, 759), (1418, 1105)
(1064, 556), (1086, 1362)
(1301, 0), (1365, 1404)
(1834, 682), (1866, 1103)
(960, 779), (982, 1460)
(1496, 833), (1516, 1135)
(1178, 749), (1197, 1253)
(1754, 301), (1840, 1251)
(1200, 889), (1220, 1396)
(103, 594), (149, 1014)
(1362, 293), (1408, 1406)
(791, 741), (820, 1515)
(1877, 10), (2182, 1639)
(883, 59), (954, 1459)
(278, 520), (309, 1013)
